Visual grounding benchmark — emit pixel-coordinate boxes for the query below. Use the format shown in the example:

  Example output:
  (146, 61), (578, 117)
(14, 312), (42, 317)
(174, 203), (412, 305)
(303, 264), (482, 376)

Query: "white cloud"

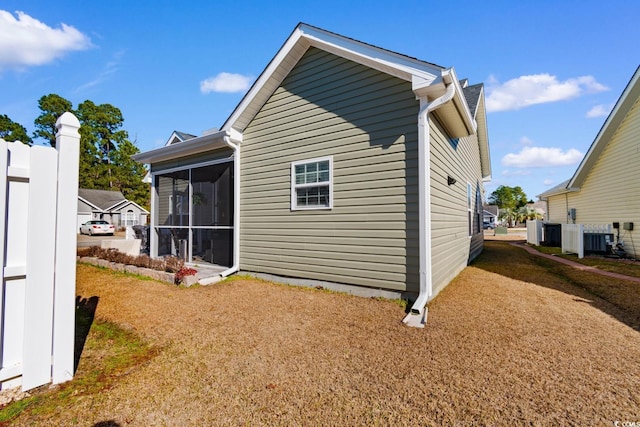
(586, 103), (614, 118)
(502, 146), (584, 168)
(501, 169), (531, 177)
(486, 73), (608, 112)
(543, 179), (554, 186)
(0, 10), (91, 70)
(200, 72), (253, 94)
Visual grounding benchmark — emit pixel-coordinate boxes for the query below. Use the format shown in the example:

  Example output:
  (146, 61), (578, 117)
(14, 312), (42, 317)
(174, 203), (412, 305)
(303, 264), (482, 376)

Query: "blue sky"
(1, 0), (638, 200)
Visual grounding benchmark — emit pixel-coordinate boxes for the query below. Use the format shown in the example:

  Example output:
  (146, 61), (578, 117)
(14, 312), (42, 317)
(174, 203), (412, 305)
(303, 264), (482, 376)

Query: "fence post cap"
(56, 112), (80, 130)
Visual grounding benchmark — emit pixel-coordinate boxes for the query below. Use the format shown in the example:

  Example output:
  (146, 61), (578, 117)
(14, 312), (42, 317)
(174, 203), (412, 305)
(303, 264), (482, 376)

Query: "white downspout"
(403, 82), (456, 328)
(201, 133), (240, 283)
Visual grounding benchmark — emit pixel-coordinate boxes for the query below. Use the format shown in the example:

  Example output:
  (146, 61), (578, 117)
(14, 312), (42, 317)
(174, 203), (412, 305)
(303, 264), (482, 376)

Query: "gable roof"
(483, 209), (497, 218)
(108, 199), (150, 214)
(537, 179), (571, 200)
(222, 23), (477, 139)
(78, 188), (126, 211)
(462, 83), (483, 117)
(135, 23), (490, 179)
(537, 66), (640, 200)
(165, 130), (197, 146)
(464, 83), (491, 179)
(569, 65), (640, 189)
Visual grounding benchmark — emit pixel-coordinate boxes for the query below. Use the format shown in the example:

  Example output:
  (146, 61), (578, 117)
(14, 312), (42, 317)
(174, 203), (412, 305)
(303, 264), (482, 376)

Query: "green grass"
(0, 305), (156, 424)
(529, 244), (640, 279)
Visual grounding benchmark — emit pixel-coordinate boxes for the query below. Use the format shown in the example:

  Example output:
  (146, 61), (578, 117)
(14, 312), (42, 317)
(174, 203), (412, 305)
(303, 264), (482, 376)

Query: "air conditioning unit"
(583, 233), (614, 254)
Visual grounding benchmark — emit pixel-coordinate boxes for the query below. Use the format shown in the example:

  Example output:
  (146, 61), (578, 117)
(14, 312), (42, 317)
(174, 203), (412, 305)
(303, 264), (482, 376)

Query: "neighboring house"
(483, 204), (499, 225)
(527, 201), (546, 221)
(483, 210), (497, 225)
(142, 131), (198, 183)
(78, 188), (149, 230)
(133, 23), (491, 325)
(538, 66), (640, 257)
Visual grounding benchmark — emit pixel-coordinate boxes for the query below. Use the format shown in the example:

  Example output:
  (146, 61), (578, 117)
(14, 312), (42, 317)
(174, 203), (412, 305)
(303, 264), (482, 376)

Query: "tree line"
(0, 94), (149, 208)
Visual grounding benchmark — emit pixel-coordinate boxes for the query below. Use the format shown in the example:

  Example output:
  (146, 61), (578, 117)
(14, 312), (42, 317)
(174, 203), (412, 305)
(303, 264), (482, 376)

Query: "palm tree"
(499, 208), (517, 227)
(516, 206), (543, 225)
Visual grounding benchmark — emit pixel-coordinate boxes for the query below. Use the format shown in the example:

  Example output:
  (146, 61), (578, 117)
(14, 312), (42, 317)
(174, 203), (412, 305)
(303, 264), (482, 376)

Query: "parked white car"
(80, 220), (115, 236)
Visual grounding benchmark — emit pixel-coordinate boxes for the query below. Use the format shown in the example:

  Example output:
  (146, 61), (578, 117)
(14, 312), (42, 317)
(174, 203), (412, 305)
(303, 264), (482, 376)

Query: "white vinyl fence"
(562, 224), (585, 258)
(0, 112), (80, 391)
(526, 220), (544, 246)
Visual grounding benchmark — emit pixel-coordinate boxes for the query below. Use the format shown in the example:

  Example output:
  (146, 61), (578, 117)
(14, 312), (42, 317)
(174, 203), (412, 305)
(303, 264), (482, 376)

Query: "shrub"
(78, 246), (185, 273)
(175, 267), (197, 285)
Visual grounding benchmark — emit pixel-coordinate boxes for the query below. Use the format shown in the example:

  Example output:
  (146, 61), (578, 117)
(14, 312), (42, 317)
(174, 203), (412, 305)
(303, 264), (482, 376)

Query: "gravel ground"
(11, 241), (640, 425)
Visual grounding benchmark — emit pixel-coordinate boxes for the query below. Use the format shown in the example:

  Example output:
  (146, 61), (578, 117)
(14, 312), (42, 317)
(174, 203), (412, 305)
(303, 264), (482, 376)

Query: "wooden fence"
(0, 112), (80, 391)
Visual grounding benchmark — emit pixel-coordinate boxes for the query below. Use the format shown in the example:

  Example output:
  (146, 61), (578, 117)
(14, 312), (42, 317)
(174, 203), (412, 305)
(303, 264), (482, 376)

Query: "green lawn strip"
(0, 306), (157, 423)
(530, 244), (640, 279)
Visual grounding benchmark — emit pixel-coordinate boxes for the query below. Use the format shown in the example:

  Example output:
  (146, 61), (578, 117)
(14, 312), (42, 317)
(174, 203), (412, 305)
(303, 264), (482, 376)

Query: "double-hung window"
(291, 156), (333, 210)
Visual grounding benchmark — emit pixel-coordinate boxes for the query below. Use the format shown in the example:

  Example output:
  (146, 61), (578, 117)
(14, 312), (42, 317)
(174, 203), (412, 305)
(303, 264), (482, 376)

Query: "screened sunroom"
(133, 131), (238, 269)
(153, 160), (233, 266)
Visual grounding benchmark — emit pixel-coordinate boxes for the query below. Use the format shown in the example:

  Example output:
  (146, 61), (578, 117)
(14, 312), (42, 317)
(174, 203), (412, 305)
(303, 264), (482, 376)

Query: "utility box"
(624, 222), (634, 231)
(543, 223), (562, 247)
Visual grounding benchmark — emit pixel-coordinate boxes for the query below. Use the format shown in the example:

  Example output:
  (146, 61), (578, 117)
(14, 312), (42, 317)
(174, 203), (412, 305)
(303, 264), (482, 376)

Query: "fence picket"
(0, 140), (7, 369)
(0, 112), (80, 391)
(22, 146), (58, 390)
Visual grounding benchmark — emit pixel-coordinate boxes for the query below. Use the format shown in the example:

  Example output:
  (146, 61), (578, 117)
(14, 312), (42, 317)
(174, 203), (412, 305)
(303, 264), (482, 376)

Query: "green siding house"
(134, 23), (491, 326)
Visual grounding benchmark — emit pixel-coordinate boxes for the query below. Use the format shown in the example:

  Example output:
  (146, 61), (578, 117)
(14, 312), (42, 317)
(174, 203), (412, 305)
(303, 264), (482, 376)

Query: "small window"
(291, 156), (333, 210)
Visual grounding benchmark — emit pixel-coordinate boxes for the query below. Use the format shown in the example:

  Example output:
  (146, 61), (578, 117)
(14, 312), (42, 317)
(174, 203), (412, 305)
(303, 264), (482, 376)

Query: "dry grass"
(6, 245), (640, 425)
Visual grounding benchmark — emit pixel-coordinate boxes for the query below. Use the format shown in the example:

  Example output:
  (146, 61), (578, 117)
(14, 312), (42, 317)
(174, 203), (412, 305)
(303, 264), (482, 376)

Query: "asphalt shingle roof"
(462, 83), (483, 118)
(78, 188), (126, 210)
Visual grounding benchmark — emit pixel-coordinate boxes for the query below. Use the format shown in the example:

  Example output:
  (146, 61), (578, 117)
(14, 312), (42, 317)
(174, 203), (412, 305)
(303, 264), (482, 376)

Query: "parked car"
(483, 221), (496, 230)
(80, 220), (115, 236)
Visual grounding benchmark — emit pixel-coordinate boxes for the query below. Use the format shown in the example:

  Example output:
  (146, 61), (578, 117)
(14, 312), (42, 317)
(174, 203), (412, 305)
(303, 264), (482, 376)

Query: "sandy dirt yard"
(10, 241), (640, 425)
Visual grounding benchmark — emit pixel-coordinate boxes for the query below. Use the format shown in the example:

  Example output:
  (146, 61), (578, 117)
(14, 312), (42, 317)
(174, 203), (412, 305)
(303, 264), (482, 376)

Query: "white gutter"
(403, 82), (456, 328)
(200, 133), (241, 284)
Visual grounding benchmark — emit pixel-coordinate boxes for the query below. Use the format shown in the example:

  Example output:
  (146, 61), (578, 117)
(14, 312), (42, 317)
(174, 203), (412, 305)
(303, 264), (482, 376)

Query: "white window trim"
(291, 156), (333, 211)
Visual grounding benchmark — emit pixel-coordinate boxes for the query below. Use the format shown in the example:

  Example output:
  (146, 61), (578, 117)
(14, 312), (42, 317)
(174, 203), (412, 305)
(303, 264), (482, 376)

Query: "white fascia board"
(164, 131), (180, 147)
(300, 25), (441, 84)
(444, 67), (476, 135)
(78, 195), (101, 211)
(536, 186), (572, 200)
(222, 27), (309, 133)
(222, 23), (442, 134)
(132, 130), (228, 164)
(108, 199), (150, 214)
(105, 199), (129, 211)
(415, 67), (477, 138)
